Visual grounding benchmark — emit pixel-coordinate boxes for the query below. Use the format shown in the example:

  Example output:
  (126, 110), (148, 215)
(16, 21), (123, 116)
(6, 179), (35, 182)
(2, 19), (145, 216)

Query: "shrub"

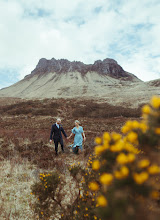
(31, 172), (62, 219)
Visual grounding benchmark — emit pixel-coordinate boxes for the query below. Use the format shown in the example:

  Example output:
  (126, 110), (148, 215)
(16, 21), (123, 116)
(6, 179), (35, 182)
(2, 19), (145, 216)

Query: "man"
(50, 118), (68, 155)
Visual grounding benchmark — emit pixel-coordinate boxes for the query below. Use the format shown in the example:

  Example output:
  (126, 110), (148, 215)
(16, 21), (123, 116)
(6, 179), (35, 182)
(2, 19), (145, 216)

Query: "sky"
(0, 0), (160, 89)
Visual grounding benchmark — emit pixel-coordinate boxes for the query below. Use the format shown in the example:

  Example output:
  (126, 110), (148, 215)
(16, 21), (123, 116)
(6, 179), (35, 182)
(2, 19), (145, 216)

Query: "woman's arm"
(82, 132), (86, 141)
(67, 133), (74, 139)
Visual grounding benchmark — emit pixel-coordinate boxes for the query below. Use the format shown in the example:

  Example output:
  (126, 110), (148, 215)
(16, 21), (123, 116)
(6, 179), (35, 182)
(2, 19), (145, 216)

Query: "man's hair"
(56, 118), (61, 122)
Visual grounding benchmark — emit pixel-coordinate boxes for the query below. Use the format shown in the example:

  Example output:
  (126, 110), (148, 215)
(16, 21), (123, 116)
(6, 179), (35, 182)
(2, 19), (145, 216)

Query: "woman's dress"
(72, 126), (84, 151)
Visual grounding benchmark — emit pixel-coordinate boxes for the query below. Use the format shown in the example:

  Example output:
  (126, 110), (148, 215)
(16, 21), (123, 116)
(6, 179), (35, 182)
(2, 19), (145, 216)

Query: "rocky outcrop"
(26, 58), (138, 81)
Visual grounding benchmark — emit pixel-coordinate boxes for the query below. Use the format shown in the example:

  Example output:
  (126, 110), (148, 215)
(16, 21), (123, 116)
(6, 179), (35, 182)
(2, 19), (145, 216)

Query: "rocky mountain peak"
(28, 57), (133, 80)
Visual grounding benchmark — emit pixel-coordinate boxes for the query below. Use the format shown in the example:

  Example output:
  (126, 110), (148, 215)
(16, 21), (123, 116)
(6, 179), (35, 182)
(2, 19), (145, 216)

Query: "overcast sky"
(0, 0), (160, 89)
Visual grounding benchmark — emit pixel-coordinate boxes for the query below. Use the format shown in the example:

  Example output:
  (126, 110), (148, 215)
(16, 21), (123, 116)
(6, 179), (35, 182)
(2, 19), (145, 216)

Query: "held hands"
(66, 137), (70, 141)
(49, 140), (52, 144)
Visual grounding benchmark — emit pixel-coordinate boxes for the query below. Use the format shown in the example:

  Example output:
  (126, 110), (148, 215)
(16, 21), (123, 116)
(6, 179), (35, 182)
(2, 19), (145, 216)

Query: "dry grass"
(0, 155), (37, 219)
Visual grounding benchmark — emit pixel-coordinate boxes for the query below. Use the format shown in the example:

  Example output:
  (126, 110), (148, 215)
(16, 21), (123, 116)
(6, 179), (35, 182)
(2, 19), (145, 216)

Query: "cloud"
(0, 0), (160, 89)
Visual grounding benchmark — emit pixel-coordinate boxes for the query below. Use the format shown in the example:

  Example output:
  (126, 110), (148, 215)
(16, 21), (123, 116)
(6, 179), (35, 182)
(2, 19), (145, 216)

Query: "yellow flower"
(127, 132), (138, 144)
(121, 166), (129, 177)
(116, 153), (128, 164)
(121, 120), (134, 134)
(148, 165), (160, 174)
(99, 173), (113, 185)
(111, 132), (122, 141)
(95, 137), (102, 144)
(137, 159), (150, 168)
(155, 128), (160, 135)
(139, 122), (148, 133)
(121, 125), (130, 134)
(142, 105), (151, 114)
(132, 120), (140, 129)
(127, 153), (136, 163)
(114, 166), (129, 179)
(110, 140), (124, 152)
(103, 132), (111, 141)
(124, 142), (138, 154)
(97, 195), (108, 207)
(150, 96), (160, 109)
(94, 145), (106, 155)
(88, 182), (99, 191)
(85, 208), (88, 211)
(94, 216), (98, 220)
(41, 212), (43, 215)
(92, 160), (100, 170)
(133, 172), (149, 184)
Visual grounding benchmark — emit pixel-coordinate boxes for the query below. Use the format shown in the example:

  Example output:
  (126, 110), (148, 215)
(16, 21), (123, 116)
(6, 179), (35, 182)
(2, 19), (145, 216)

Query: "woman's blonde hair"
(75, 120), (80, 125)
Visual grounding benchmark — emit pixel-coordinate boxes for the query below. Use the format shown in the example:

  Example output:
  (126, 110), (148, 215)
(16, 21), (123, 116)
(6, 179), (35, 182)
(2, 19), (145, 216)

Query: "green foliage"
(31, 172), (61, 219)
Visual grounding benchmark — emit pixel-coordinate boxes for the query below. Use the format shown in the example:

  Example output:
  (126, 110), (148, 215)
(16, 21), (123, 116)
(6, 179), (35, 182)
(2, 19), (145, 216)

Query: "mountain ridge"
(26, 57), (139, 81)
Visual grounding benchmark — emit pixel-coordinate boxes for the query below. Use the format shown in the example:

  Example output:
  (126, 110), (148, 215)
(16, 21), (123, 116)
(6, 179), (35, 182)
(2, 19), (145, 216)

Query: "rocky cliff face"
(27, 58), (137, 81)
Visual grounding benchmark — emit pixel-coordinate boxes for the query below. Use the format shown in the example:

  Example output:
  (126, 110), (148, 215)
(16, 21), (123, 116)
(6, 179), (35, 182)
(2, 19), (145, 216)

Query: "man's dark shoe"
(62, 150), (65, 153)
(55, 152), (58, 156)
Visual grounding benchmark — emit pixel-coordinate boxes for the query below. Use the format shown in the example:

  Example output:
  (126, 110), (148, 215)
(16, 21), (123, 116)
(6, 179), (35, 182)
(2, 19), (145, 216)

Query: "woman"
(68, 120), (86, 154)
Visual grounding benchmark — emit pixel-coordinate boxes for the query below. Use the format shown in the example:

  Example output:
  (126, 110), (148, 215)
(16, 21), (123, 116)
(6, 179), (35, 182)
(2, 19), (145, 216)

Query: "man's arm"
(61, 127), (67, 138)
(50, 125), (54, 141)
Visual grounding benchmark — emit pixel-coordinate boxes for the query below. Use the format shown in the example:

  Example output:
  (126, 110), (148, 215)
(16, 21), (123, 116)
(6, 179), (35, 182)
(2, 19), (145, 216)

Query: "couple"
(49, 118), (86, 155)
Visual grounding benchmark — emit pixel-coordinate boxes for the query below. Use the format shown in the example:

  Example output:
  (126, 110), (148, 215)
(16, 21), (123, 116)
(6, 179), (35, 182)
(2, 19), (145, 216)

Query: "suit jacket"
(50, 124), (67, 144)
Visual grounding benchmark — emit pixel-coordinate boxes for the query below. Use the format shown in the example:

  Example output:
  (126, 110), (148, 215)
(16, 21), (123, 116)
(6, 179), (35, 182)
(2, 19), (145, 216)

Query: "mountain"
(26, 58), (138, 80)
(0, 58), (159, 107)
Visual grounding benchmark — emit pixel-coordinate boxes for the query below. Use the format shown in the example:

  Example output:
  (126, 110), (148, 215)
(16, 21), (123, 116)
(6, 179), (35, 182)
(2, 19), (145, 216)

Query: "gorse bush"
(31, 172), (62, 219)
(30, 96), (160, 220)
(121, 96), (160, 152)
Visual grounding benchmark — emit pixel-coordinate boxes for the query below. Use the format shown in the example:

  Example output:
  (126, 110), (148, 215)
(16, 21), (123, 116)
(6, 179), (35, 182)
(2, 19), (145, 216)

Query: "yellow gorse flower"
(127, 131), (138, 144)
(94, 145), (108, 155)
(88, 182), (99, 191)
(95, 137), (102, 144)
(92, 160), (100, 170)
(97, 195), (108, 207)
(137, 159), (150, 169)
(103, 132), (111, 141)
(99, 173), (113, 185)
(121, 120), (133, 134)
(110, 140), (124, 152)
(111, 132), (122, 141)
(123, 142), (139, 154)
(148, 165), (160, 174)
(133, 172), (149, 184)
(142, 105), (151, 114)
(114, 166), (129, 179)
(150, 96), (160, 109)
(116, 153), (128, 164)
(127, 153), (136, 163)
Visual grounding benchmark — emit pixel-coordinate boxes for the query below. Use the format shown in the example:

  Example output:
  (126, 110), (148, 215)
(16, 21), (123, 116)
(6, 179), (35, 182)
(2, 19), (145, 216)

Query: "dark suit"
(50, 124), (67, 154)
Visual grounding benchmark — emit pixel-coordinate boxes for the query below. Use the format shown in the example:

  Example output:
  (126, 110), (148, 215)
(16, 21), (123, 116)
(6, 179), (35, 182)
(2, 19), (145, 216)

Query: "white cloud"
(0, 0), (160, 87)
